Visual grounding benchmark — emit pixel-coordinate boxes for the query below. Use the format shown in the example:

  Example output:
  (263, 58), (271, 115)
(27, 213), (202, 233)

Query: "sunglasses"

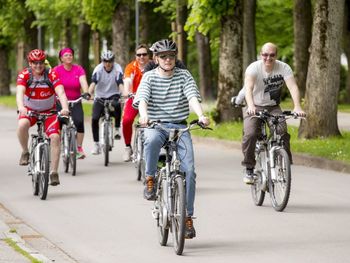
(103, 60), (114, 63)
(136, 53), (148, 57)
(32, 61), (45, 65)
(159, 54), (176, 60)
(261, 53), (276, 58)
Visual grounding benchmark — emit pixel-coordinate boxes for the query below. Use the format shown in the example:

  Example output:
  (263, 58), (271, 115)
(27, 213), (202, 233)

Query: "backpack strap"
(26, 67), (54, 101)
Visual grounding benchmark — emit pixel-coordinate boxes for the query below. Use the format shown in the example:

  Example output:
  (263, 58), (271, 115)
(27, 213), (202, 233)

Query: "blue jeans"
(144, 123), (196, 216)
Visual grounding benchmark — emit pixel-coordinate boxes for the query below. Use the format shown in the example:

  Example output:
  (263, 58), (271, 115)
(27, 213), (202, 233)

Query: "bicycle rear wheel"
(269, 148), (291, 212)
(251, 151), (266, 206)
(62, 125), (69, 173)
(156, 176), (169, 246)
(103, 121), (110, 166)
(38, 144), (50, 200)
(69, 128), (77, 176)
(171, 175), (186, 255)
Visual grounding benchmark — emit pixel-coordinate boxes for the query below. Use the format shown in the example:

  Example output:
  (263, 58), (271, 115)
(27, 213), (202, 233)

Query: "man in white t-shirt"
(242, 42), (306, 184)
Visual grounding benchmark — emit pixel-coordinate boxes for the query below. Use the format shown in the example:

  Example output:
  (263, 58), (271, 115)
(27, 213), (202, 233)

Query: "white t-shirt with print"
(245, 60), (293, 106)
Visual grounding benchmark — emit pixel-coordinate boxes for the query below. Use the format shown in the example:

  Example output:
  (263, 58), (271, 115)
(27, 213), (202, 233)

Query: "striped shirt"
(133, 67), (201, 122)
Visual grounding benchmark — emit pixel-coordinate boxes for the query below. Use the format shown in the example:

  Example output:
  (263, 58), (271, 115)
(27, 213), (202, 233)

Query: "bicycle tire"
(171, 175), (186, 255)
(69, 128), (77, 176)
(251, 150), (266, 206)
(38, 144), (50, 200)
(31, 149), (39, 196)
(62, 125), (69, 173)
(104, 121), (110, 166)
(268, 148), (291, 212)
(157, 175), (169, 246)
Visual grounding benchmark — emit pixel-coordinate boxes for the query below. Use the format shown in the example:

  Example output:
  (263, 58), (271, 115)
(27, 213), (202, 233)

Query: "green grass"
(1, 95), (349, 163)
(4, 238), (42, 263)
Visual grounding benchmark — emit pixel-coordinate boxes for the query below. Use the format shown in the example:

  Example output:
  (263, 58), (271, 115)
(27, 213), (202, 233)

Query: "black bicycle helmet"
(152, 39), (177, 54)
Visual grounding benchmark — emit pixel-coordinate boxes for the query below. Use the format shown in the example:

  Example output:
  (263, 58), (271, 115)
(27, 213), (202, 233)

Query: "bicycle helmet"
(152, 39), (177, 54)
(101, 50), (115, 61)
(27, 49), (46, 62)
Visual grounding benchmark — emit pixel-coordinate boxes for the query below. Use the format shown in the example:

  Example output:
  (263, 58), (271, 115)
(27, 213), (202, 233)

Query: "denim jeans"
(144, 123), (196, 216)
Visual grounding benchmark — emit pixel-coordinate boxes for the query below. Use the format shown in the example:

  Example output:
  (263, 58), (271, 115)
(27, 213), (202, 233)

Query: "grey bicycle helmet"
(152, 39), (177, 54)
(101, 50), (115, 61)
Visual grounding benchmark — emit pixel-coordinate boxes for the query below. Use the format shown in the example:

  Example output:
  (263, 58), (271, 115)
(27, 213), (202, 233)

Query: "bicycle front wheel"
(171, 175), (186, 255)
(104, 121), (110, 166)
(62, 125), (69, 173)
(251, 150), (266, 206)
(156, 176), (169, 246)
(268, 148), (291, 212)
(69, 128), (77, 176)
(38, 144), (50, 200)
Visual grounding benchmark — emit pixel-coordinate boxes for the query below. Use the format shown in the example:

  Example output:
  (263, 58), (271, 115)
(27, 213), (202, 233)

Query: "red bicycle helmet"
(27, 49), (46, 62)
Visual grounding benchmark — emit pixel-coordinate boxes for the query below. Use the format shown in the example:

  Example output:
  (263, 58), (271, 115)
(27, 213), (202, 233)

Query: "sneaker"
(50, 172), (60, 186)
(76, 146), (86, 159)
(243, 168), (255, 185)
(114, 128), (121, 140)
(19, 151), (30, 166)
(184, 217), (196, 239)
(123, 146), (132, 162)
(91, 142), (101, 155)
(143, 176), (156, 200)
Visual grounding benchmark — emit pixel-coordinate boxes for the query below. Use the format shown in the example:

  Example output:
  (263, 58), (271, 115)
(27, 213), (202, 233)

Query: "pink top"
(54, 64), (86, 100)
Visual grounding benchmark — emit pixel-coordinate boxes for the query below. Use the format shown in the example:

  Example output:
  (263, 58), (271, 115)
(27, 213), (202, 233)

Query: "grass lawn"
(2, 94), (349, 164)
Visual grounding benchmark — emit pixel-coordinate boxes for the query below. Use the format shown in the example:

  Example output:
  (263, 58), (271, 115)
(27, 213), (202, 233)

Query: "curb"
(0, 204), (77, 263)
(192, 136), (350, 174)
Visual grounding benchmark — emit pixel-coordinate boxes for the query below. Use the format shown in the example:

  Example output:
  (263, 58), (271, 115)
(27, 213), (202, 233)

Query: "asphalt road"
(0, 107), (350, 262)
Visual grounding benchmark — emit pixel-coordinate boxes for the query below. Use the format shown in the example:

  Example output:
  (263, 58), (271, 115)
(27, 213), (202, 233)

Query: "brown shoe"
(19, 151), (30, 166)
(184, 217), (196, 239)
(50, 172), (60, 186)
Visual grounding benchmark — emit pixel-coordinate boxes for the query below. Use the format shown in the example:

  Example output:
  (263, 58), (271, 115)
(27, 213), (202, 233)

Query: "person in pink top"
(54, 47), (90, 159)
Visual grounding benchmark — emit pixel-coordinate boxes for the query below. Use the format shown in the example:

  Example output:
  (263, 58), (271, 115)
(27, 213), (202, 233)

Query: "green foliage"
(0, 0), (26, 45)
(140, 0), (176, 19)
(256, 0), (294, 63)
(82, 0), (117, 32)
(185, 0), (235, 40)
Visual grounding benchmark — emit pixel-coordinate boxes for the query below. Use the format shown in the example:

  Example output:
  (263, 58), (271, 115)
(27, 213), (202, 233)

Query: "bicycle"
(95, 97), (117, 166)
(132, 123), (146, 181)
(150, 120), (211, 255)
(27, 111), (57, 200)
(61, 97), (82, 176)
(251, 110), (303, 212)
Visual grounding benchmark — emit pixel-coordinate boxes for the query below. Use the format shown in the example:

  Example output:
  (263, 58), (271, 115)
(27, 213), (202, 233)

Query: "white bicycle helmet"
(152, 39), (177, 54)
(101, 50), (115, 61)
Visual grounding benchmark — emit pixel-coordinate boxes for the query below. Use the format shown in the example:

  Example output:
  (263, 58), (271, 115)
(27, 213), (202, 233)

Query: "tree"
(299, 0), (344, 138)
(195, 32), (214, 100)
(112, 1), (130, 69)
(176, 0), (188, 65)
(343, 0), (350, 103)
(242, 0), (256, 71)
(186, 0), (243, 122)
(293, 0), (312, 98)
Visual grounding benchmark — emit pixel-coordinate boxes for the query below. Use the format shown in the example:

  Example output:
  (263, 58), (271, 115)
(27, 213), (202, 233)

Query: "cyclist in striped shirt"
(133, 39), (210, 239)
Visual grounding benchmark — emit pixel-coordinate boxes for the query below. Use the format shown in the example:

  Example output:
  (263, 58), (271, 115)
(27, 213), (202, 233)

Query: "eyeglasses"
(261, 53), (276, 58)
(158, 54), (176, 60)
(136, 53), (148, 57)
(32, 61), (45, 65)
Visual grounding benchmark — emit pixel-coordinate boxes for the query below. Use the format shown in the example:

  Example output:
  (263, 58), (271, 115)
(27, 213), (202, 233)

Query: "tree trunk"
(215, 0), (243, 123)
(112, 2), (130, 69)
(23, 10), (38, 62)
(139, 2), (150, 45)
(78, 22), (91, 79)
(196, 32), (214, 100)
(242, 0), (256, 71)
(0, 46), (11, 95)
(176, 0), (188, 66)
(92, 31), (100, 66)
(299, 0), (344, 138)
(293, 0), (312, 98)
(343, 0), (350, 103)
